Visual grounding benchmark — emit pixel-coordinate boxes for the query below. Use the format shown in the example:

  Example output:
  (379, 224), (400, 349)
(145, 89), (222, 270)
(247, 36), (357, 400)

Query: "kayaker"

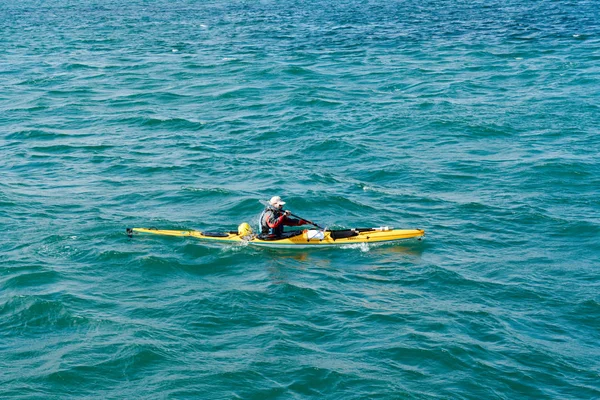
(259, 196), (307, 238)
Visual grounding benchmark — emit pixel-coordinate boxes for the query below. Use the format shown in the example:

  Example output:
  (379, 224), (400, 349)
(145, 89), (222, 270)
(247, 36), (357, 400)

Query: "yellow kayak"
(127, 226), (425, 248)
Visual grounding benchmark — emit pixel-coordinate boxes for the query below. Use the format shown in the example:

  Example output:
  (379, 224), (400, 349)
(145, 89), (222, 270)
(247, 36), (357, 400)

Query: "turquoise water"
(2, 0), (599, 398)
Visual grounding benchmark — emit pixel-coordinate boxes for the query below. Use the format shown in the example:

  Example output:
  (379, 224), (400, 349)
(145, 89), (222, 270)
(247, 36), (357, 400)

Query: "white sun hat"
(269, 196), (286, 207)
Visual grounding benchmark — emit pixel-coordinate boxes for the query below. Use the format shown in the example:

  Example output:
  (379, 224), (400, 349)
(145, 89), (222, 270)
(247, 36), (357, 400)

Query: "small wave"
(3, 269), (61, 289)
(0, 190), (16, 208)
(34, 236), (85, 260)
(1, 296), (88, 333)
(16, 76), (58, 86)
(63, 62), (98, 71)
(573, 299), (600, 319)
(122, 116), (204, 131)
(42, 343), (168, 387)
(212, 87), (261, 99)
(135, 255), (185, 273)
(180, 187), (232, 195)
(293, 97), (343, 107)
(273, 282), (322, 300)
(530, 159), (594, 178)
(97, 250), (141, 262)
(303, 139), (367, 157)
(5, 129), (74, 141)
(30, 144), (114, 154)
(47, 88), (96, 97)
(283, 65), (315, 76)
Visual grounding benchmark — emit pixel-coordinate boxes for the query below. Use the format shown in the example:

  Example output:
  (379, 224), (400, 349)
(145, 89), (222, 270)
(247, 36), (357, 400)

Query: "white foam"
(340, 242), (371, 252)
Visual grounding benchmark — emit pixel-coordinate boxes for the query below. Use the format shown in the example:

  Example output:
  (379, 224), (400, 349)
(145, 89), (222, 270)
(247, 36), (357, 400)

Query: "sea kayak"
(126, 226), (425, 249)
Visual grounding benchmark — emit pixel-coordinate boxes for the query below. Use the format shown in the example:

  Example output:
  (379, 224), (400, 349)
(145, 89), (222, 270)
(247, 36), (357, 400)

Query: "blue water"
(2, 0), (599, 398)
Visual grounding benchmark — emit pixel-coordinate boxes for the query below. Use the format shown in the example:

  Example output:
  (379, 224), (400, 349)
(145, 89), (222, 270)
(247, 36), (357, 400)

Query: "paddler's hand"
(284, 210), (291, 216)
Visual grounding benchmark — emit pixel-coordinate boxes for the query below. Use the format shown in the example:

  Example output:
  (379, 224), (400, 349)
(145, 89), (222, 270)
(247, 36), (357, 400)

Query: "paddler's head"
(269, 196), (286, 210)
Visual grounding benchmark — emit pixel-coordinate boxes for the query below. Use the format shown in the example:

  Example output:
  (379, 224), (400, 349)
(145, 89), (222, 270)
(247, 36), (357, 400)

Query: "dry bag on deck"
(329, 229), (359, 240)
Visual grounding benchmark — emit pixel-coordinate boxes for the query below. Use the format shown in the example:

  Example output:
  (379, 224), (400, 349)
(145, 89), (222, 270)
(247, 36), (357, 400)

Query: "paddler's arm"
(282, 211), (308, 226)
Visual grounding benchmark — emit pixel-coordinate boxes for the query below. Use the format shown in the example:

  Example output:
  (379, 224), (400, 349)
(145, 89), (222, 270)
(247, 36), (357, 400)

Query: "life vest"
(259, 207), (285, 236)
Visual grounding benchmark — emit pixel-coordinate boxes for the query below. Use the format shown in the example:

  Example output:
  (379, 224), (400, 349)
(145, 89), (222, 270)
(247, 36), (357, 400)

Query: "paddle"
(259, 200), (325, 230)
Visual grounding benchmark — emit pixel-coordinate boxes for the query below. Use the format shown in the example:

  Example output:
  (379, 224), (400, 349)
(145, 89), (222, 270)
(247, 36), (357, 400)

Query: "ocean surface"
(1, 0), (599, 398)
